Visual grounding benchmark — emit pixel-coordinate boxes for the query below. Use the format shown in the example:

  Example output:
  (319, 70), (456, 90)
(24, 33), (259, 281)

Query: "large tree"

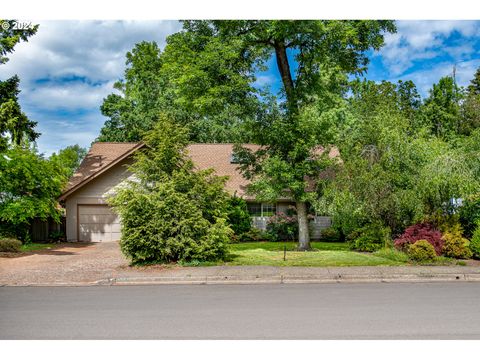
(182, 20), (396, 250)
(420, 76), (463, 138)
(0, 20), (39, 151)
(99, 33), (264, 143)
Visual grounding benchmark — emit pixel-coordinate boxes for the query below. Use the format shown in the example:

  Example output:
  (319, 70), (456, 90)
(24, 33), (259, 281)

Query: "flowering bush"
(394, 222), (444, 255)
(266, 212), (298, 241)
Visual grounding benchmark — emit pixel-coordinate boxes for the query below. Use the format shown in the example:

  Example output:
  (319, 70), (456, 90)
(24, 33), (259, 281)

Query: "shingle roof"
(187, 144), (260, 198)
(59, 142), (143, 200)
(60, 142), (339, 200)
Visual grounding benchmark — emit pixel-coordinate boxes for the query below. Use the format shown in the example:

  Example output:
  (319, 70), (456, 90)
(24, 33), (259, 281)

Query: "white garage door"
(78, 205), (121, 242)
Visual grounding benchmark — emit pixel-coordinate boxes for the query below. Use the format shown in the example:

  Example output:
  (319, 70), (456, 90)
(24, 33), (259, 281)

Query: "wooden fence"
(30, 217), (66, 242)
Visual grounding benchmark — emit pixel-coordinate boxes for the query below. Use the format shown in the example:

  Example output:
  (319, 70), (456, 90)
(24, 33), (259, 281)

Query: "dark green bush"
(320, 227), (341, 242)
(109, 117), (232, 265)
(408, 240), (437, 262)
(470, 222), (480, 259)
(225, 196), (252, 236)
(0, 238), (22, 252)
(48, 230), (64, 242)
(459, 194), (480, 238)
(238, 228), (275, 242)
(348, 223), (391, 252)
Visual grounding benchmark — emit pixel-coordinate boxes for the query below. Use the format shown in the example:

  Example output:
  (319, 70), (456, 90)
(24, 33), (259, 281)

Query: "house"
(59, 142), (336, 242)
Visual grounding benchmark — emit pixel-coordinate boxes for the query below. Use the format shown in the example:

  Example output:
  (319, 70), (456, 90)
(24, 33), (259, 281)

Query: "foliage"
(348, 222), (391, 252)
(394, 222), (444, 255)
(49, 144), (87, 178)
(470, 222), (480, 259)
(1, 22), (39, 150)
(225, 196), (251, 236)
(109, 116), (232, 264)
(266, 212), (299, 241)
(320, 227), (341, 242)
(420, 76), (463, 139)
(0, 237), (21, 252)
(94, 20), (398, 249)
(0, 146), (66, 240)
(237, 228), (275, 242)
(0, 20), (38, 64)
(442, 223), (472, 259)
(407, 240), (437, 262)
(98, 35), (262, 143)
(0, 75), (39, 151)
(458, 194), (480, 238)
(48, 230), (64, 242)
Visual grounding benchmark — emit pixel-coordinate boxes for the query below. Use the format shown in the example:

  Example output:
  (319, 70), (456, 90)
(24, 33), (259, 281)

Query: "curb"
(94, 272), (480, 286)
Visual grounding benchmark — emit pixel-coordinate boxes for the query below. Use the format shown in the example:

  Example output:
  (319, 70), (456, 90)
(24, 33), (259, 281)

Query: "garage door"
(78, 205), (121, 242)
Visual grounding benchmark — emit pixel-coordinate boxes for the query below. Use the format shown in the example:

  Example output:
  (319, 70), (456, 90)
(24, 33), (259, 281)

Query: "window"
(247, 203), (262, 217)
(247, 203), (276, 217)
(262, 203), (276, 216)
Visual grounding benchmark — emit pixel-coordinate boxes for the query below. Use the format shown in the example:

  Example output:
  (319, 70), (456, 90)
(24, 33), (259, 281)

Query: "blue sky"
(1, 20), (479, 156)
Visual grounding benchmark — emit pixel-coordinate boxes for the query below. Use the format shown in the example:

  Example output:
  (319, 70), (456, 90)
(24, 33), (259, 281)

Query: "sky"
(1, 20), (479, 156)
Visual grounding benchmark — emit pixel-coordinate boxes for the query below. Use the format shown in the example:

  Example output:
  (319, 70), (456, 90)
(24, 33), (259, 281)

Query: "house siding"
(64, 157), (134, 242)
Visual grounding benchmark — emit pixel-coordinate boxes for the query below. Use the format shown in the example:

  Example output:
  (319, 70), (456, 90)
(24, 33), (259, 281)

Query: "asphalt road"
(1, 283), (480, 339)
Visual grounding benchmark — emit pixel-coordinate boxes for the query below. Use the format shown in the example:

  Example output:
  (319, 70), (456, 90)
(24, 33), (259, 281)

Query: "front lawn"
(20, 243), (55, 252)
(221, 242), (410, 267)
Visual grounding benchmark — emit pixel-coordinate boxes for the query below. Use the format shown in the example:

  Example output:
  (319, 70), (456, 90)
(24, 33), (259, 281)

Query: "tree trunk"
(296, 201), (311, 251)
(274, 40), (311, 250)
(273, 40), (296, 114)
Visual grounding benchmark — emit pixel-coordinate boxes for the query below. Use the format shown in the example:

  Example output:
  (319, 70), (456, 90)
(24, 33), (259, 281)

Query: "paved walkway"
(1, 242), (480, 286)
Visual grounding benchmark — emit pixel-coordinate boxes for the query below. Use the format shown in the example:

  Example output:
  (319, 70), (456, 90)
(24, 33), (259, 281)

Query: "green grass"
(20, 243), (55, 252)
(220, 242), (409, 267)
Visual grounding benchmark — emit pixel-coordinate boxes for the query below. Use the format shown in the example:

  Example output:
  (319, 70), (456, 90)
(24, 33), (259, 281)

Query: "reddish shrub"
(394, 222), (444, 255)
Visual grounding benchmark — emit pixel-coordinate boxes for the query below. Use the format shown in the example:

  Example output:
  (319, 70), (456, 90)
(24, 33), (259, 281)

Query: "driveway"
(0, 242), (128, 285)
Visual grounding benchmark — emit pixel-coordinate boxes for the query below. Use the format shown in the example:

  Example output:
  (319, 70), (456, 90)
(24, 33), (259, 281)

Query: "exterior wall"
(309, 216), (332, 240)
(64, 157), (135, 242)
(249, 200), (332, 240)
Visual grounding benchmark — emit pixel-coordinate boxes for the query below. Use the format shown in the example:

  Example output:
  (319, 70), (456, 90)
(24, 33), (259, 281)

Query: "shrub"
(320, 227), (341, 242)
(442, 223), (472, 259)
(0, 238), (22, 252)
(225, 196), (251, 236)
(237, 228), (275, 242)
(266, 212), (298, 241)
(470, 222), (480, 259)
(49, 230), (64, 242)
(109, 118), (232, 265)
(394, 222), (444, 255)
(348, 223), (391, 252)
(408, 240), (437, 262)
(459, 193), (480, 238)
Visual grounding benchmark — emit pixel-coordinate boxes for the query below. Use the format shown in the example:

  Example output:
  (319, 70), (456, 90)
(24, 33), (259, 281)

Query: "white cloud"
(391, 58), (480, 97)
(379, 20), (480, 76)
(0, 20), (182, 155)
